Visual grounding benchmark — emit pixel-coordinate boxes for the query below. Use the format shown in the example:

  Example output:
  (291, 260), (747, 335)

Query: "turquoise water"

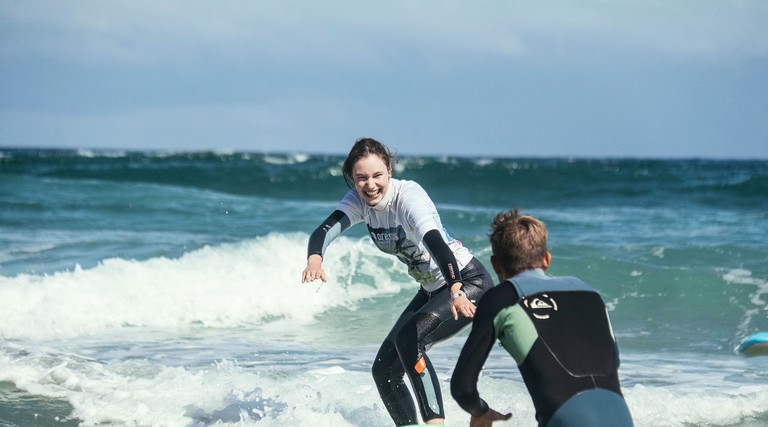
(1, 149), (767, 426)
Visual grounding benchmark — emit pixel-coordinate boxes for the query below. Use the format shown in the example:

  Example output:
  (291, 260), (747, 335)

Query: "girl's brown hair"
(341, 138), (397, 188)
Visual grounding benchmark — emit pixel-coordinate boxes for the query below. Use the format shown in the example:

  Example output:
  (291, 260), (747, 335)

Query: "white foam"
(0, 341), (392, 426)
(723, 269), (767, 288)
(263, 153), (310, 165)
(0, 233), (402, 340)
(723, 269), (768, 341)
(4, 234), (768, 426)
(626, 384), (768, 427)
(75, 148), (127, 158)
(2, 340), (768, 427)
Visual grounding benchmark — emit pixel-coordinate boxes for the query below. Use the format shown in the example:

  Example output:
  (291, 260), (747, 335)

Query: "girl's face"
(352, 154), (392, 206)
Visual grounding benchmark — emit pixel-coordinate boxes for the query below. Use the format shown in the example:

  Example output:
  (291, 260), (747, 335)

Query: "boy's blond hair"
(489, 209), (548, 277)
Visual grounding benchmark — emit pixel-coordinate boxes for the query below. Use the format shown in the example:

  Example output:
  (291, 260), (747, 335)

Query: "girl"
(302, 138), (494, 425)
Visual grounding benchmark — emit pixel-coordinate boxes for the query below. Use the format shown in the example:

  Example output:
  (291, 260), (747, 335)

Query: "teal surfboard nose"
(738, 332), (768, 355)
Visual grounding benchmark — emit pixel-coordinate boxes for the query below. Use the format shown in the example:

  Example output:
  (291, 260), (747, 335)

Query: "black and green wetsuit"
(451, 269), (633, 427)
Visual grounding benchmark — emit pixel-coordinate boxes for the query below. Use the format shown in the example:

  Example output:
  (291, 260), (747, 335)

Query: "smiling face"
(352, 154), (392, 206)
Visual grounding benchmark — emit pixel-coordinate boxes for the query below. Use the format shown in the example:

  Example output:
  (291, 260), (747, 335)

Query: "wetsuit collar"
(371, 178), (397, 212)
(505, 268), (548, 283)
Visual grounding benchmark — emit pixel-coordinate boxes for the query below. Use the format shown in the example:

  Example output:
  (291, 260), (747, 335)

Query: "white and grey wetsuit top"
(336, 179), (473, 292)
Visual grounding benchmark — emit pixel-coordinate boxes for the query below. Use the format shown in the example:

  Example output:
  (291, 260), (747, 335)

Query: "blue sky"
(1, 1), (767, 158)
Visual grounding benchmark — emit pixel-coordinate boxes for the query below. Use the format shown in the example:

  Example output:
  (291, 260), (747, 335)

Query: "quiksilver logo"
(523, 294), (558, 320)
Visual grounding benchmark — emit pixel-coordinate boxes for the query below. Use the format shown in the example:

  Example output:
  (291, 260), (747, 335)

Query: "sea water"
(1, 149), (767, 426)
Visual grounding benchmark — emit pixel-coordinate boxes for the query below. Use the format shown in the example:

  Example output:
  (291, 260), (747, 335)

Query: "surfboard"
(738, 332), (768, 355)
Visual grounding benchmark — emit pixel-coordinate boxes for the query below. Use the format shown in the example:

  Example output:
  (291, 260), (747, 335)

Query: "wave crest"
(0, 233), (402, 340)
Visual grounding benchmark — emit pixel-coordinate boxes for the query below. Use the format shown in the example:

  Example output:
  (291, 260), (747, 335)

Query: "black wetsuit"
(372, 257), (492, 424)
(307, 179), (494, 425)
(451, 269), (634, 427)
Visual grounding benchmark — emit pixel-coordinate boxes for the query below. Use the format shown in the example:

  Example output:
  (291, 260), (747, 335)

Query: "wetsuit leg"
(546, 389), (634, 427)
(372, 338), (419, 425)
(394, 310), (451, 422)
(372, 257), (494, 425)
(372, 291), (430, 425)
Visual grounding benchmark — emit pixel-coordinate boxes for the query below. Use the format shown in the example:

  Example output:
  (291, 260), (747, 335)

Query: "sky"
(1, 1), (767, 159)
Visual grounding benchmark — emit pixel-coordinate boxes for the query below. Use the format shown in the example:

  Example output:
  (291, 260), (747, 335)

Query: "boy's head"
(489, 209), (550, 280)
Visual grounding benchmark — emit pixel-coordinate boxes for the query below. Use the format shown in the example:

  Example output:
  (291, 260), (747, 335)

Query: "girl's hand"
(302, 254), (327, 283)
(451, 294), (477, 320)
(449, 282), (475, 320)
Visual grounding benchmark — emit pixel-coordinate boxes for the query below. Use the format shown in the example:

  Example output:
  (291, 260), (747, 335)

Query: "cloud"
(0, 98), (361, 152)
(4, 0), (765, 69)
(1, 1), (766, 158)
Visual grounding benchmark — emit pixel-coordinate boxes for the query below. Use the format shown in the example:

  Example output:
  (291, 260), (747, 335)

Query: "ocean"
(1, 148), (767, 427)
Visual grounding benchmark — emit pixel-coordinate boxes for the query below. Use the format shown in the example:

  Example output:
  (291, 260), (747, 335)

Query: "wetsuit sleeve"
(450, 293), (498, 416)
(422, 228), (463, 286)
(307, 210), (352, 258)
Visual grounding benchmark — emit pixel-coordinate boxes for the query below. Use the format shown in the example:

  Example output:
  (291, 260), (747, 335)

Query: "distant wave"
(3, 149), (766, 209)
